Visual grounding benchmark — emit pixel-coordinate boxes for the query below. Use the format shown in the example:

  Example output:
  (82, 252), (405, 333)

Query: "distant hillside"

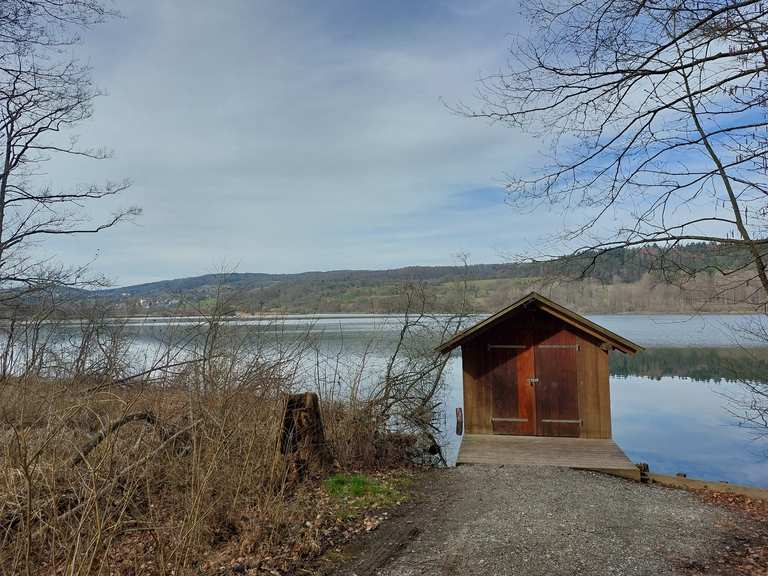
(85, 243), (762, 315)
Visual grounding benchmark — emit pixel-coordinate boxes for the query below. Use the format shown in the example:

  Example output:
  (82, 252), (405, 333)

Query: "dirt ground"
(327, 465), (762, 576)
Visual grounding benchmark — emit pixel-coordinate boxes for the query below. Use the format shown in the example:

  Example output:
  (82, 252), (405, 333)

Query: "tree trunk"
(280, 392), (334, 477)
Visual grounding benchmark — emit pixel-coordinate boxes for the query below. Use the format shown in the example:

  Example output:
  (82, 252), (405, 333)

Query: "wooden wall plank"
(597, 346), (612, 437)
(577, 342), (596, 438)
(462, 342), (492, 434)
(576, 340), (611, 439)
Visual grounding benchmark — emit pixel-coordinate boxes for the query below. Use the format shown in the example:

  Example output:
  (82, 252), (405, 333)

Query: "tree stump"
(280, 392), (334, 478)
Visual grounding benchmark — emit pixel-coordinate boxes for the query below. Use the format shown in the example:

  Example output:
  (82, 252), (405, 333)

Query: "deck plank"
(457, 434), (637, 471)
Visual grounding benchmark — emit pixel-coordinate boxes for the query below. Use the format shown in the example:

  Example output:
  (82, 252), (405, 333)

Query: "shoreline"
(9, 310), (768, 323)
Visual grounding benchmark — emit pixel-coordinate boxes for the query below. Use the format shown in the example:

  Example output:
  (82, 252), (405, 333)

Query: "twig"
(68, 411), (158, 467)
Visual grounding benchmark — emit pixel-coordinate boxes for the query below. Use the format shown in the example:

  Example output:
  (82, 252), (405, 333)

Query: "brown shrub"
(0, 375), (413, 575)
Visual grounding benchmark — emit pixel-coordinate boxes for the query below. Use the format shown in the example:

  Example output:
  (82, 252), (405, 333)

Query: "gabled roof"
(436, 292), (643, 355)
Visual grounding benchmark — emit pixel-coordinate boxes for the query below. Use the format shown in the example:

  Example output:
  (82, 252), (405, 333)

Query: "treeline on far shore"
(84, 272), (767, 318)
(14, 243), (767, 318)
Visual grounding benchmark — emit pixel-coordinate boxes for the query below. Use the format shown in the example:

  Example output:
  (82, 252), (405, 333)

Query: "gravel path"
(334, 465), (746, 576)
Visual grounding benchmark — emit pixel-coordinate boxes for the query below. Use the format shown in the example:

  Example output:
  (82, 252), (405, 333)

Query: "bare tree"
(0, 1), (137, 303)
(369, 262), (473, 465)
(461, 0), (768, 438)
(465, 0), (768, 304)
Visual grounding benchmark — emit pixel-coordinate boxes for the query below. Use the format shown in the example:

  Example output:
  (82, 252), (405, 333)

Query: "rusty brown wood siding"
(597, 346), (612, 437)
(462, 341), (492, 434)
(576, 338), (612, 439)
(459, 306), (612, 439)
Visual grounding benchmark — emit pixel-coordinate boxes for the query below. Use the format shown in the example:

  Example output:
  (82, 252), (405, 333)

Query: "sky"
(38, 0), (564, 286)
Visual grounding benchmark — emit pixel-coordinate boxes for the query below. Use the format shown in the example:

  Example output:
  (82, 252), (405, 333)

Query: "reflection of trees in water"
(610, 348), (768, 384)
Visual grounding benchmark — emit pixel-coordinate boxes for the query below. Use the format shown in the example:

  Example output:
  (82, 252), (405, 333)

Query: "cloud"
(34, 0), (542, 285)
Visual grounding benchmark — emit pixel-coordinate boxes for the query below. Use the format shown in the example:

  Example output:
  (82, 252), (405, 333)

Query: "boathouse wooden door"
(488, 315), (581, 438)
(534, 344), (580, 437)
(489, 346), (535, 435)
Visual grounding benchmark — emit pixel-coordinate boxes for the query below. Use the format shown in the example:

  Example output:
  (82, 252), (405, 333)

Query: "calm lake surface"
(96, 313), (768, 487)
(326, 313), (768, 487)
(591, 315), (768, 487)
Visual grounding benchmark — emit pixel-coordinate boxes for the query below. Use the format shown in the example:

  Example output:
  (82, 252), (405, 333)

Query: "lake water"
(50, 313), (768, 487)
(309, 313), (768, 487)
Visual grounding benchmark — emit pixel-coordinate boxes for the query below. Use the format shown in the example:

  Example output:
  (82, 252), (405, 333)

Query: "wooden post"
(637, 462), (650, 483)
(280, 392), (334, 477)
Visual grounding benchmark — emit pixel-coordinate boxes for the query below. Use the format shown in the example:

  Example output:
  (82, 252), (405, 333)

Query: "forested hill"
(92, 243), (759, 315)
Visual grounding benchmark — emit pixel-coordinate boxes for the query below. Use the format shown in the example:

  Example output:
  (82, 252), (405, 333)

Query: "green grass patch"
(323, 473), (409, 518)
(324, 473), (385, 497)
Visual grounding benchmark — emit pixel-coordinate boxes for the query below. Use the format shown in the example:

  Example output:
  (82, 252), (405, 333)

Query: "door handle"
(527, 377), (539, 386)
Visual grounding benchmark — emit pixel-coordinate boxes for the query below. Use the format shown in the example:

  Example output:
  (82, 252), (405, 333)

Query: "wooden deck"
(457, 434), (638, 477)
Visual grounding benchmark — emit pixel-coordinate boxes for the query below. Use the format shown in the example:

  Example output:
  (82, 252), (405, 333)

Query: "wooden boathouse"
(437, 292), (644, 473)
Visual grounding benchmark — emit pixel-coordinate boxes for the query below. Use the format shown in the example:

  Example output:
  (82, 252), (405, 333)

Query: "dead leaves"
(679, 489), (768, 576)
(193, 468), (414, 575)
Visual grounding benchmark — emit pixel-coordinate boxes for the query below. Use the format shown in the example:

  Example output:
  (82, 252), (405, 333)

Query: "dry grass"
(0, 376), (412, 575)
